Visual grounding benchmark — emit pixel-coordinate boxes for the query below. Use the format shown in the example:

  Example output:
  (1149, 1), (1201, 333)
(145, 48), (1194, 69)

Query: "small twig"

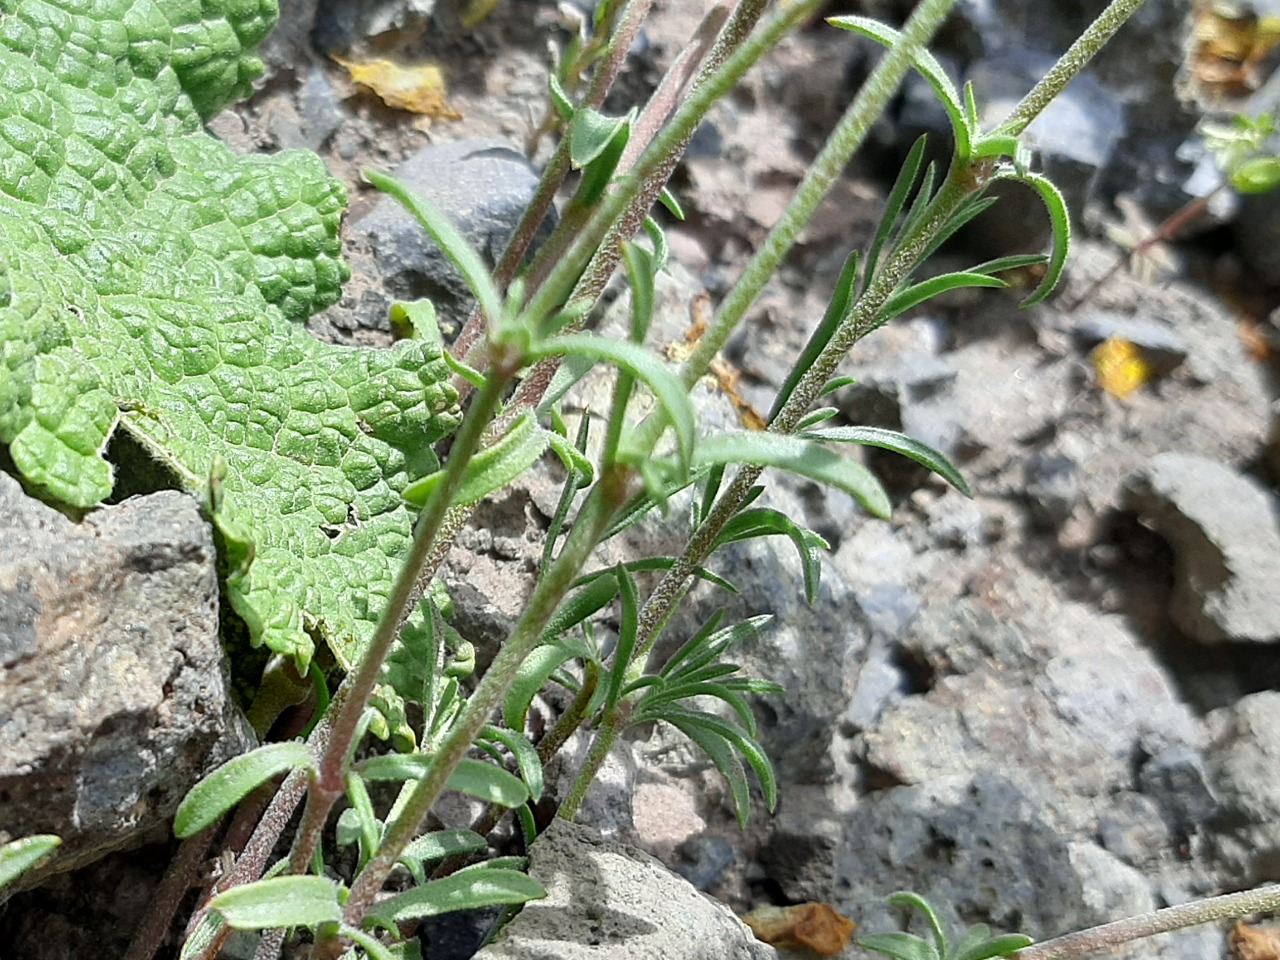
(121, 827), (217, 960)
(1017, 884), (1280, 960)
(1064, 187), (1221, 311)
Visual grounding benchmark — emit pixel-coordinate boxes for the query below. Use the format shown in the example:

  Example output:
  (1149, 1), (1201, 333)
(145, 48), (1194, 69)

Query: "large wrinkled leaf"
(0, 2), (462, 668)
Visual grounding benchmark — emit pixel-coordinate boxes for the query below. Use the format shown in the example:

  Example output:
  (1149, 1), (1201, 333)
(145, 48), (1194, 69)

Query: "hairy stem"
(1018, 885), (1280, 960)
(996, 0), (1151, 138)
(295, 364), (514, 875)
(558, 701), (629, 822)
(678, 0), (959, 392)
(340, 466), (633, 926)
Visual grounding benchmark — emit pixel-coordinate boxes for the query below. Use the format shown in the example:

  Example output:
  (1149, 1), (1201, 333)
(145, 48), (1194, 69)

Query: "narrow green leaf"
(821, 375), (860, 397)
(402, 829), (488, 865)
(341, 924), (397, 960)
(210, 875), (343, 930)
(569, 107), (629, 169)
(866, 136), (928, 286)
(662, 707), (777, 812)
(366, 869), (546, 927)
(915, 194), (999, 265)
(667, 715), (751, 826)
(642, 216), (671, 273)
(829, 16), (971, 158)
(482, 724), (545, 802)
(995, 170), (1070, 305)
(658, 186), (685, 220)
(365, 171), (502, 327)
(354, 752), (432, 781)
(963, 80), (980, 131)
(954, 934), (1034, 960)
(444, 351), (488, 389)
(893, 162), (938, 256)
(968, 254), (1049, 276)
(882, 272), (1006, 321)
(404, 412), (550, 507)
(859, 932), (940, 960)
(548, 74), (574, 120)
(0, 835), (60, 889)
(448, 758), (530, 807)
(717, 508), (829, 605)
(622, 240), (658, 344)
(529, 335), (695, 472)
(772, 250), (861, 421)
(696, 431), (891, 519)
(174, 742), (314, 838)
(799, 425), (970, 495)
(888, 891), (949, 958)
(345, 771), (381, 867)
(595, 556), (737, 594)
(662, 615), (772, 681)
(795, 407), (841, 431)
(545, 427), (595, 487)
(604, 566), (641, 709)
(179, 910), (225, 960)
(573, 109), (632, 207)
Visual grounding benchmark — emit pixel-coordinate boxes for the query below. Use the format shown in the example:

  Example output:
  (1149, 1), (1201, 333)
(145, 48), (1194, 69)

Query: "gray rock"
(0, 475), (252, 894)
(832, 773), (1090, 938)
(312, 0), (436, 54)
(333, 138), (555, 336)
(1137, 744), (1219, 837)
(475, 819), (775, 960)
(1205, 692), (1280, 884)
(1123, 453), (1280, 643)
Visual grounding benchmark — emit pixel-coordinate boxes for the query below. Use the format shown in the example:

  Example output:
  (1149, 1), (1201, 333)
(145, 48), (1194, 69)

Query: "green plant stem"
(677, 0), (958, 393)
(453, 0), (656, 371)
(537, 662), (601, 766)
(519, 0), (823, 335)
(291, 362), (515, 878)
(558, 700), (629, 822)
(995, 0), (1150, 138)
(339, 465), (634, 928)
(1017, 885), (1280, 960)
(507, 0), (822, 414)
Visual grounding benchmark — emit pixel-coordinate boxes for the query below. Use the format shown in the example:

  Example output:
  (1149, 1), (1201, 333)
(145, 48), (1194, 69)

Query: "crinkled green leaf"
(0, 2), (462, 669)
(0, 835), (60, 890)
(210, 875), (343, 930)
(175, 742), (315, 839)
(366, 868), (545, 928)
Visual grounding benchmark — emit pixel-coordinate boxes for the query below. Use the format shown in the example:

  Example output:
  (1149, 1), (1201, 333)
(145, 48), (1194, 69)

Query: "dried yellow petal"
(332, 54), (463, 120)
(1091, 337), (1151, 399)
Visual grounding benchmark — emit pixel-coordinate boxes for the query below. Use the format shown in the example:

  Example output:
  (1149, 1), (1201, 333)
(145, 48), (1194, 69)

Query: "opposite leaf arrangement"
(6, 1), (1280, 960)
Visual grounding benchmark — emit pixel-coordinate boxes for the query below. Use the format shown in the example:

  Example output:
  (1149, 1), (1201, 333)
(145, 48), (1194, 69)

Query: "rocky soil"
(3, 1), (1280, 958)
